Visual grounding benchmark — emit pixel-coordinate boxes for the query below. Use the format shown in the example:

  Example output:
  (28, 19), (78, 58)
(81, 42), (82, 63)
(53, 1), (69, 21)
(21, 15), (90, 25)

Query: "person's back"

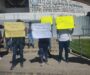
(38, 38), (50, 64)
(27, 24), (34, 48)
(11, 19), (25, 70)
(58, 30), (70, 41)
(58, 29), (73, 62)
(38, 38), (49, 48)
(12, 37), (25, 47)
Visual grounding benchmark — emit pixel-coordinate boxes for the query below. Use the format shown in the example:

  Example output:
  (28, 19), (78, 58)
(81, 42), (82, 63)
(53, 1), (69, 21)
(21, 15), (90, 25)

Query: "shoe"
(20, 63), (23, 67)
(40, 63), (45, 66)
(58, 59), (61, 63)
(45, 61), (49, 65)
(58, 57), (61, 63)
(65, 59), (69, 63)
(28, 45), (30, 48)
(10, 65), (15, 70)
(44, 59), (49, 64)
(32, 44), (34, 48)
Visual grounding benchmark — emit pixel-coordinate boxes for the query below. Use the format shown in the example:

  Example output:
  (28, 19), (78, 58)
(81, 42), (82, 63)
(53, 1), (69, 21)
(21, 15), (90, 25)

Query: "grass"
(70, 39), (90, 58)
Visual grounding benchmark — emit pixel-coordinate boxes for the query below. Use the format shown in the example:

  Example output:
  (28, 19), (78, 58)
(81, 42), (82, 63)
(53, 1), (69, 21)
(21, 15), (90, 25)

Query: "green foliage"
(70, 39), (90, 58)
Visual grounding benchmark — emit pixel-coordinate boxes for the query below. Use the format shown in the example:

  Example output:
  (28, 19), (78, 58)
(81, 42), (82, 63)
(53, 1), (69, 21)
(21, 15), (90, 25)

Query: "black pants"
(38, 38), (49, 63)
(12, 45), (24, 65)
(59, 41), (70, 60)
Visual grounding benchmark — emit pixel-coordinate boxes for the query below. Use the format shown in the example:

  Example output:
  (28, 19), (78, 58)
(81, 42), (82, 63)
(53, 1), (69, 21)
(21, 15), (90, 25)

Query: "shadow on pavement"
(49, 54), (59, 61)
(0, 51), (8, 57)
(29, 57), (41, 63)
(69, 56), (90, 65)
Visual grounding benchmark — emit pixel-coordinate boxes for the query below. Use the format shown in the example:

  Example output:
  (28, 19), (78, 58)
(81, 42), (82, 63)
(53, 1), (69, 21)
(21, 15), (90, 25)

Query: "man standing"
(10, 19), (25, 70)
(58, 29), (73, 62)
(38, 38), (50, 65)
(27, 23), (34, 48)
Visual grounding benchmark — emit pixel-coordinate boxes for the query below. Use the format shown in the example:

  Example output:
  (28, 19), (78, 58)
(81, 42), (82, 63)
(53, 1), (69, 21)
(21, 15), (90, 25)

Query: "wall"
(0, 0), (5, 12)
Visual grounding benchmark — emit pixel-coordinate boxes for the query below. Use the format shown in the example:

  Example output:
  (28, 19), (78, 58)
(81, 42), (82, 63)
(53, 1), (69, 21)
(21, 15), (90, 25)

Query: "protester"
(27, 23), (34, 48)
(47, 24), (53, 58)
(0, 25), (4, 60)
(11, 19), (25, 70)
(57, 29), (73, 62)
(38, 38), (50, 66)
(0, 31), (3, 60)
(5, 38), (12, 53)
(47, 39), (52, 58)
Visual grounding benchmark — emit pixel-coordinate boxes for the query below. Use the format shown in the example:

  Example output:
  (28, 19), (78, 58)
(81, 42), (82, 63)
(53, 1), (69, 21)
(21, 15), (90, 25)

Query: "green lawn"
(70, 39), (90, 58)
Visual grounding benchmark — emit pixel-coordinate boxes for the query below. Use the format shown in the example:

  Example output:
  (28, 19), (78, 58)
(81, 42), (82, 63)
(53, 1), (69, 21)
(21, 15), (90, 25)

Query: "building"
(0, 0), (90, 21)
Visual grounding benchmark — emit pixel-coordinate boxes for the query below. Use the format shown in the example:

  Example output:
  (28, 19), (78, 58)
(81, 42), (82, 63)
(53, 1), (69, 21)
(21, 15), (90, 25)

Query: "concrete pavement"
(0, 48), (90, 75)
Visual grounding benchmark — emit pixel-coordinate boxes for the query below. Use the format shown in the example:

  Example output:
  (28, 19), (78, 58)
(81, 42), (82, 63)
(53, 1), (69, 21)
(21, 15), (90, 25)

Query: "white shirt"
(59, 33), (70, 41)
(58, 30), (72, 41)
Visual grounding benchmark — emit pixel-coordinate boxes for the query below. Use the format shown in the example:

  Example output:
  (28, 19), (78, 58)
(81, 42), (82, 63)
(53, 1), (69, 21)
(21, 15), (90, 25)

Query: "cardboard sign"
(4, 22), (25, 38)
(31, 23), (52, 39)
(56, 16), (75, 29)
(41, 16), (53, 25)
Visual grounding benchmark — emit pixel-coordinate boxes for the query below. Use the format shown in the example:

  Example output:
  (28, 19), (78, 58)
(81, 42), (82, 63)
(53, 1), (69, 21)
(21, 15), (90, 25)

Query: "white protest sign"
(31, 23), (52, 39)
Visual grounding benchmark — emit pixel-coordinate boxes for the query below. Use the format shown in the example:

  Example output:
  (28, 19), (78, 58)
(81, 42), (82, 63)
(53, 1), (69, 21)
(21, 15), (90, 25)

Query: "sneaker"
(10, 65), (15, 70)
(58, 59), (61, 63)
(40, 63), (45, 66)
(20, 63), (23, 67)
(65, 59), (69, 63)
(64, 58), (69, 63)
(32, 44), (34, 48)
(58, 57), (61, 63)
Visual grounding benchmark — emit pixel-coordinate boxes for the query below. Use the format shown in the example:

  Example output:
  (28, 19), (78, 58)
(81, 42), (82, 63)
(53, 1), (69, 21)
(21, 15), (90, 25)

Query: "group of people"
(38, 29), (73, 65)
(0, 20), (74, 70)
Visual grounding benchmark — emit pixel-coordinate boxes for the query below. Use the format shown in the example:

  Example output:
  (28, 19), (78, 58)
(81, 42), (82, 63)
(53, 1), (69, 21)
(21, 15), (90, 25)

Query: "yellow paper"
(56, 16), (75, 29)
(4, 22), (25, 38)
(41, 16), (53, 25)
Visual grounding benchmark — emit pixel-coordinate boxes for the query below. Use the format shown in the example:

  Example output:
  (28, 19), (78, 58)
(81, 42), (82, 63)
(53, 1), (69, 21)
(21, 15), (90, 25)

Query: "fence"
(70, 16), (90, 58)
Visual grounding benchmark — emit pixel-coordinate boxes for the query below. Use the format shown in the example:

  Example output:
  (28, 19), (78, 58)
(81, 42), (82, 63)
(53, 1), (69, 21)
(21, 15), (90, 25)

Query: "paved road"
(0, 50), (90, 75)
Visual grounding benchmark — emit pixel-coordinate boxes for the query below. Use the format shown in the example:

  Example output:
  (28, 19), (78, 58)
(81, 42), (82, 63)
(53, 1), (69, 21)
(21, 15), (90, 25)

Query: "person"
(47, 24), (53, 58)
(0, 30), (3, 60)
(47, 39), (52, 58)
(0, 25), (4, 60)
(27, 23), (34, 48)
(57, 29), (73, 62)
(38, 38), (50, 66)
(5, 38), (12, 53)
(11, 19), (25, 70)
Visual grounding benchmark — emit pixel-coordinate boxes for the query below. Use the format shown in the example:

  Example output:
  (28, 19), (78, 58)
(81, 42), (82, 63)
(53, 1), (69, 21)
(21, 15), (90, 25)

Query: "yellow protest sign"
(4, 22), (25, 38)
(56, 16), (75, 29)
(41, 16), (53, 25)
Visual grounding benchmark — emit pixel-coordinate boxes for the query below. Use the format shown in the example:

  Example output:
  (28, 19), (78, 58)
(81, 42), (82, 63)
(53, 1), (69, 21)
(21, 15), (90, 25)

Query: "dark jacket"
(12, 37), (25, 49)
(38, 38), (50, 48)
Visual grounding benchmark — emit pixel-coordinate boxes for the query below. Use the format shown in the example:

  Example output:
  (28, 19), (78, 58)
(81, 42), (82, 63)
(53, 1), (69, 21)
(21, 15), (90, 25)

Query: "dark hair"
(87, 12), (90, 16)
(16, 19), (23, 22)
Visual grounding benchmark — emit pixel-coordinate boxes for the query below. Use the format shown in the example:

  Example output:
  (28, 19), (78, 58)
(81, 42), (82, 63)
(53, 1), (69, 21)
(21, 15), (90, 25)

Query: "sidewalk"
(0, 49), (90, 75)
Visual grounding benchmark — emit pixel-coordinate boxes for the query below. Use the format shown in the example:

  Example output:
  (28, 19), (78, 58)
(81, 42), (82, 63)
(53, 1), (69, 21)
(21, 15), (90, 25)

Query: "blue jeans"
(6, 38), (12, 51)
(28, 33), (34, 47)
(38, 39), (49, 63)
(12, 45), (23, 64)
(59, 41), (70, 60)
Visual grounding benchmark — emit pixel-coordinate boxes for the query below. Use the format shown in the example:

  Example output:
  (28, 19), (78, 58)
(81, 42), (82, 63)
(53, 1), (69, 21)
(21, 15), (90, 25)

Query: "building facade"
(0, 0), (90, 20)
